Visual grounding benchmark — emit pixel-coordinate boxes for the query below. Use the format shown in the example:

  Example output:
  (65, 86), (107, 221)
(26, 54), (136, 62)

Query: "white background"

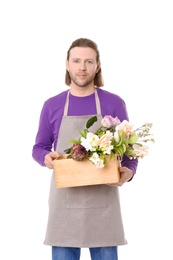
(0, 0), (173, 259)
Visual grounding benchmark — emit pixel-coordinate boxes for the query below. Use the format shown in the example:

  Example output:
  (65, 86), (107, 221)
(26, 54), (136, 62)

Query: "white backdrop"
(0, 0), (172, 259)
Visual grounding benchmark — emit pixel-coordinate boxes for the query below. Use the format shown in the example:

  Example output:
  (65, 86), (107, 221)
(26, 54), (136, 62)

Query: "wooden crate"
(53, 154), (120, 188)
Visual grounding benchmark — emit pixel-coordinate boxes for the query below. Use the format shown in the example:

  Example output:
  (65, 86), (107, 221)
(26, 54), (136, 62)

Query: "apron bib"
(44, 90), (127, 247)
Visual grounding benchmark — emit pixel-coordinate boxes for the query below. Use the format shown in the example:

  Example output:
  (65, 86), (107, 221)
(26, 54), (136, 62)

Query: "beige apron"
(44, 89), (127, 247)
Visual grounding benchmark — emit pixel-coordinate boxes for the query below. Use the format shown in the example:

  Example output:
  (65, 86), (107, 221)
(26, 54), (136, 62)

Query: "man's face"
(66, 47), (99, 88)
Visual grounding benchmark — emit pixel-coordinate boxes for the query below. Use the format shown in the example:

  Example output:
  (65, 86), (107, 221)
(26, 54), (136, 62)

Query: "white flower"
(116, 120), (134, 138)
(81, 132), (99, 151)
(113, 131), (119, 142)
(89, 152), (105, 168)
(98, 131), (114, 154)
(133, 144), (149, 158)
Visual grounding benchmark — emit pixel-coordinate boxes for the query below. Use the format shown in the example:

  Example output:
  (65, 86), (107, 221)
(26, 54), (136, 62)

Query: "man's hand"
(117, 166), (134, 186)
(44, 151), (61, 169)
(107, 166), (134, 186)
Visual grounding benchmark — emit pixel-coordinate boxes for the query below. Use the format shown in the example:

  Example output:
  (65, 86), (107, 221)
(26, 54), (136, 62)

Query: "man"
(32, 38), (138, 260)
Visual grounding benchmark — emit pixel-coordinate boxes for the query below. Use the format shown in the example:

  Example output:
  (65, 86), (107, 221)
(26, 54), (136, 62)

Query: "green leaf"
(115, 131), (124, 147)
(110, 151), (115, 161)
(86, 116), (98, 129)
(122, 143), (127, 153)
(79, 130), (86, 138)
(68, 139), (79, 144)
(115, 146), (125, 157)
(79, 129), (88, 138)
(128, 134), (139, 144)
(64, 148), (71, 154)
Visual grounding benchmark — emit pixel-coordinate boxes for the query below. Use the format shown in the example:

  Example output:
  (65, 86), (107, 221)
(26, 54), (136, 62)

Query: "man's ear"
(96, 63), (101, 73)
(66, 60), (69, 72)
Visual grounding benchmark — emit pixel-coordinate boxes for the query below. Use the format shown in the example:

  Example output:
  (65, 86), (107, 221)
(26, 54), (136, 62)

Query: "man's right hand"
(44, 151), (61, 169)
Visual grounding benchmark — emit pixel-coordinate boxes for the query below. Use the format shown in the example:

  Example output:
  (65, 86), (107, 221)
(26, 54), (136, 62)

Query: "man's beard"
(69, 72), (96, 87)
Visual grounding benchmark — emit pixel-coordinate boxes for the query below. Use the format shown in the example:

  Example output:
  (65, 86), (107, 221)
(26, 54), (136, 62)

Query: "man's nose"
(79, 62), (86, 70)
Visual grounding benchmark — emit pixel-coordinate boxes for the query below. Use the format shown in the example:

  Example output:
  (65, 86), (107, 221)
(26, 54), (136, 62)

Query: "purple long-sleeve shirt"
(32, 88), (138, 174)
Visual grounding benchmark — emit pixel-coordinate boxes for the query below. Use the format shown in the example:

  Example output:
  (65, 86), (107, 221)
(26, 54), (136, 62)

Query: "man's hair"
(65, 38), (104, 87)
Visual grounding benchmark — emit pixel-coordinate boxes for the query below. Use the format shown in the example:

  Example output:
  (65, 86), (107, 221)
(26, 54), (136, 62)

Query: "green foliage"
(86, 116), (97, 129)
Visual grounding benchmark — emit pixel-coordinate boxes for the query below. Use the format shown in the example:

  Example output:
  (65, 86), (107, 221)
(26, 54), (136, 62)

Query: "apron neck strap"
(63, 89), (101, 116)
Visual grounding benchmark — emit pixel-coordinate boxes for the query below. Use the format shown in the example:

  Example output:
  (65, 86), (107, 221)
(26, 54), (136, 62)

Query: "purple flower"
(101, 115), (121, 128)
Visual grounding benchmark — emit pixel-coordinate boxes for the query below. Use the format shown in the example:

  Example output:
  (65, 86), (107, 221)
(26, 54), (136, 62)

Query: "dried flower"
(70, 143), (88, 161)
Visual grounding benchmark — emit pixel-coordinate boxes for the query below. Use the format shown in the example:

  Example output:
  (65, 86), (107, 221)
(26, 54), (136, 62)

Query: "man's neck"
(69, 85), (96, 97)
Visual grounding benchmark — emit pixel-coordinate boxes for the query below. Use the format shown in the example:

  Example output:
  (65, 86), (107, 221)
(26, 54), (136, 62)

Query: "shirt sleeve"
(32, 101), (54, 166)
(111, 96), (138, 177)
(121, 155), (138, 179)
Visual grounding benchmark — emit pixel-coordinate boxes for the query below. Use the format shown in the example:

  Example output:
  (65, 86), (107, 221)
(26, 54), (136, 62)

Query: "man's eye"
(73, 60), (79, 63)
(87, 60), (93, 64)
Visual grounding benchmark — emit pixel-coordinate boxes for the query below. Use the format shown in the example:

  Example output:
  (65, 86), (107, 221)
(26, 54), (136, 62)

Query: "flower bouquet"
(54, 115), (154, 188)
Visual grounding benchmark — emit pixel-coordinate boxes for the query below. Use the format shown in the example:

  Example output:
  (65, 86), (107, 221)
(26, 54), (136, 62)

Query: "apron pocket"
(66, 185), (108, 209)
